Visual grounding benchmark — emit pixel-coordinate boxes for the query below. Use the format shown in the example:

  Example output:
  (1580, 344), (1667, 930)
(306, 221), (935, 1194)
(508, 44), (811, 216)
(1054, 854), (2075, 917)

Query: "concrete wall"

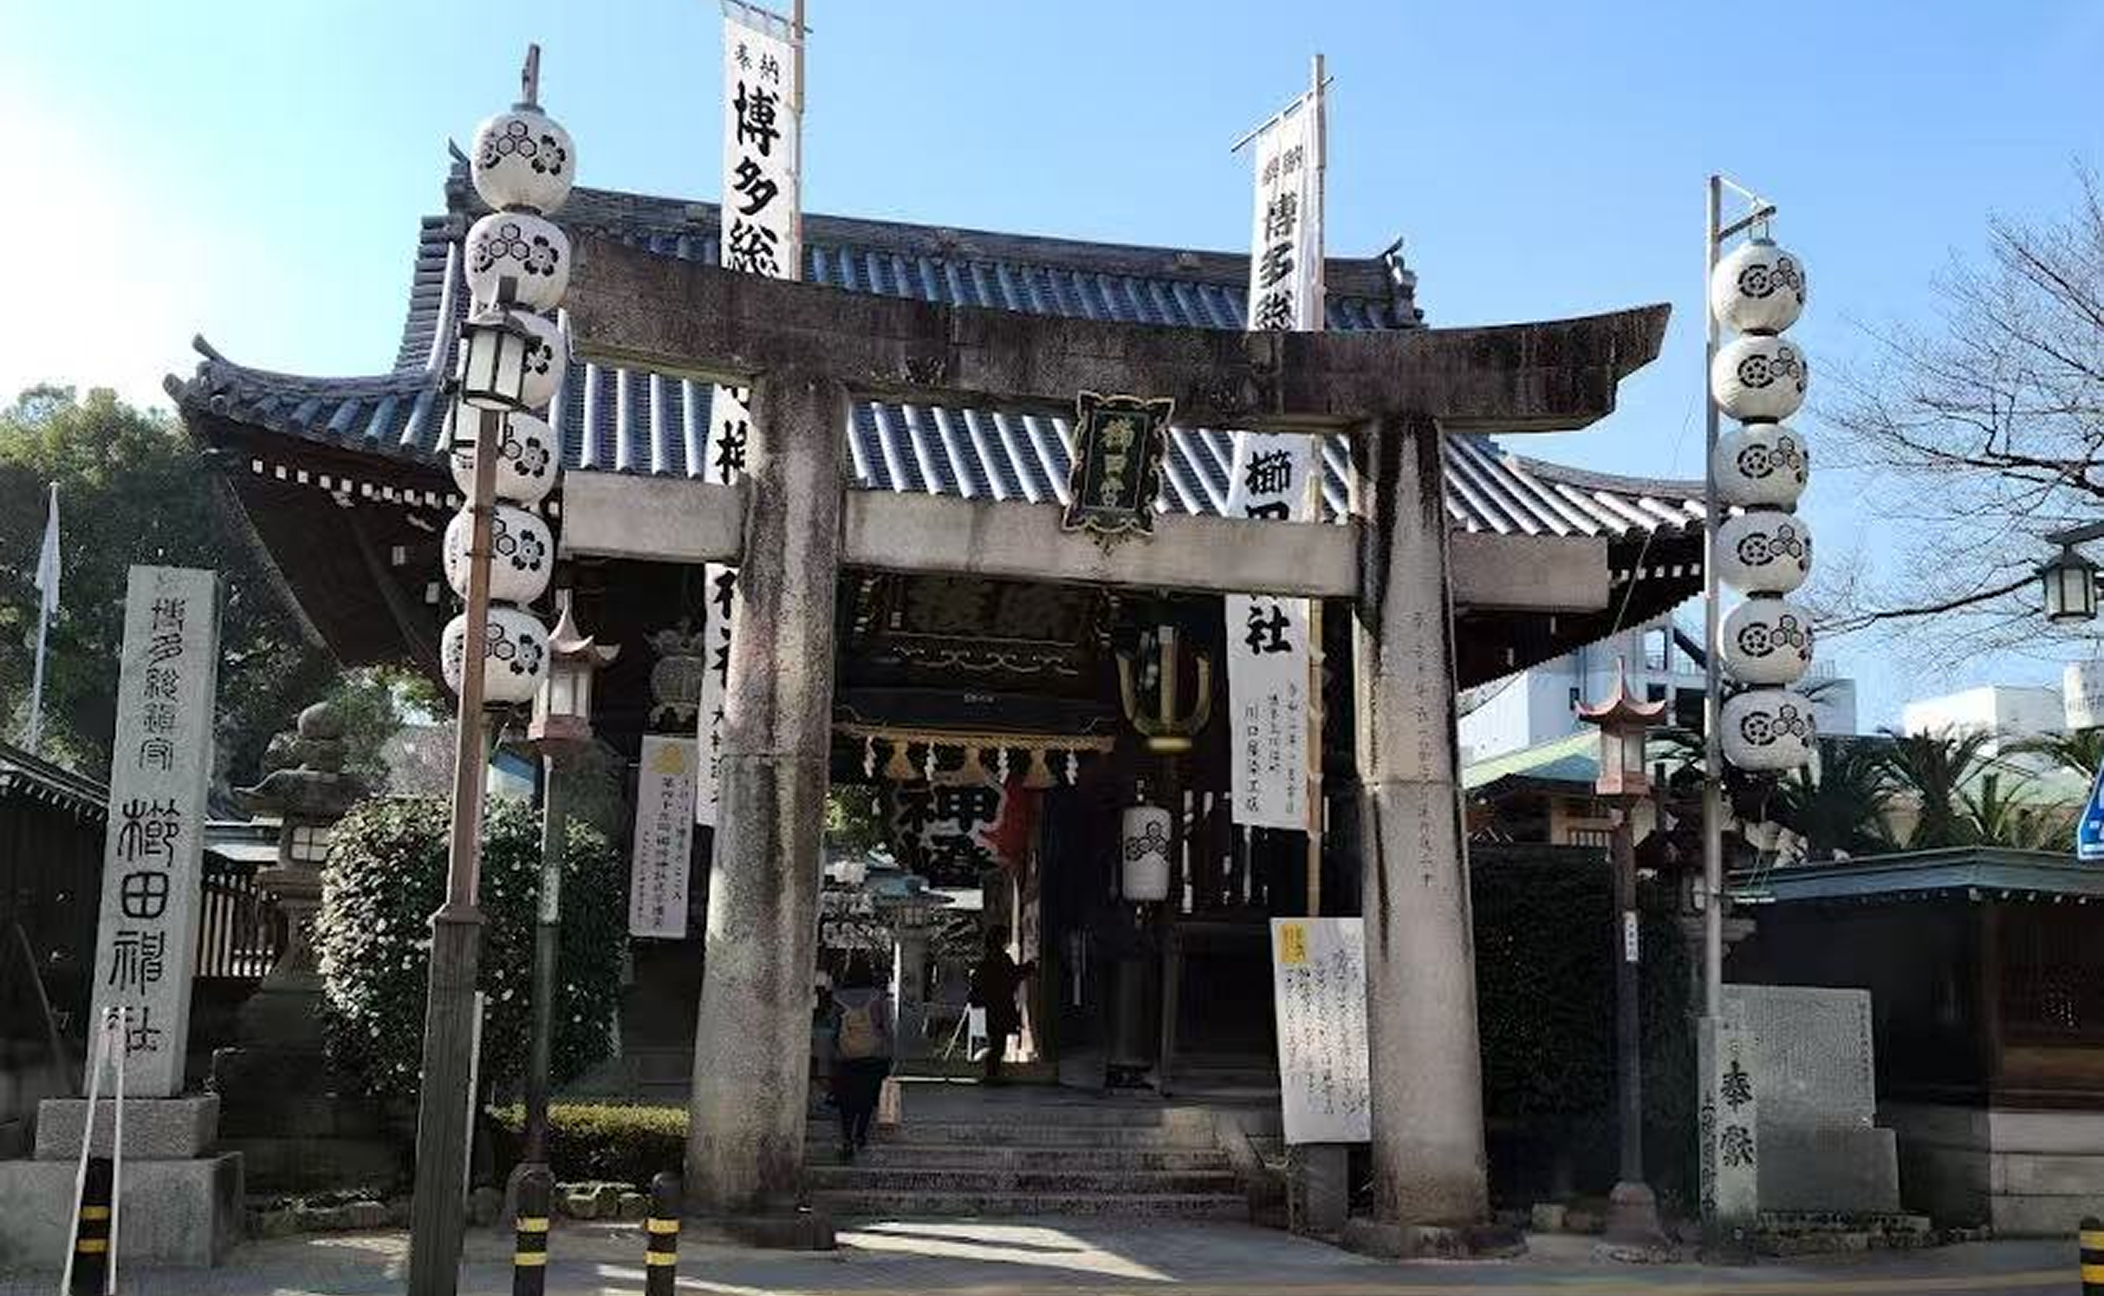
(1883, 1102), (2104, 1235)
(1901, 685), (2064, 757)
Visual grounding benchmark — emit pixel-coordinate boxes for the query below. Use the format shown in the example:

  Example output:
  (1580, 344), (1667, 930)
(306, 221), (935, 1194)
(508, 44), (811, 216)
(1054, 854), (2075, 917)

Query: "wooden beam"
(559, 471), (1615, 611)
(567, 236), (1668, 434)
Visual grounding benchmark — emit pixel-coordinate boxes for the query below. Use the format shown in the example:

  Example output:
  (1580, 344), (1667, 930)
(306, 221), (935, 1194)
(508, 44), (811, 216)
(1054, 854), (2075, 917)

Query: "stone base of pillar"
(1604, 1180), (1668, 1248)
(0, 1097), (243, 1269)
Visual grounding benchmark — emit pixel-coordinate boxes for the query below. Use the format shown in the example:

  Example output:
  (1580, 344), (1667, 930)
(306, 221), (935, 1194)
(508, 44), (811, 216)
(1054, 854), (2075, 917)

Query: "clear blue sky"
(4, 1), (2100, 727)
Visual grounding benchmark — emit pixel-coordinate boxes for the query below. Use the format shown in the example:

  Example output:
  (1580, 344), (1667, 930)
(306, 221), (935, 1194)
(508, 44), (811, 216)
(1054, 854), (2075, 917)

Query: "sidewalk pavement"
(0, 1218), (2078, 1296)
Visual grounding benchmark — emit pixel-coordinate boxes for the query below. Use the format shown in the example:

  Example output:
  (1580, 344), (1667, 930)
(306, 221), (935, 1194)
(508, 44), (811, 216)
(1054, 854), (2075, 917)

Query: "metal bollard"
(69, 1157), (113, 1296)
(512, 1168), (552, 1296)
(644, 1172), (681, 1296)
(2083, 1215), (2104, 1296)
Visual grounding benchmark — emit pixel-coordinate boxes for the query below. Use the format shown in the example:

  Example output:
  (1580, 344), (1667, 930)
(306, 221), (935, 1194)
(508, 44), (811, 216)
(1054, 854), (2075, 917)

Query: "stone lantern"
(229, 701), (366, 1044)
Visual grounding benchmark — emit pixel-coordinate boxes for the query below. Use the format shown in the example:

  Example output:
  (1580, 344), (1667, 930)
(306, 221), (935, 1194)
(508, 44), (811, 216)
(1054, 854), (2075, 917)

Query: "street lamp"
(2040, 545), (2099, 624)
(1577, 662), (1668, 1250)
(518, 599), (617, 1184)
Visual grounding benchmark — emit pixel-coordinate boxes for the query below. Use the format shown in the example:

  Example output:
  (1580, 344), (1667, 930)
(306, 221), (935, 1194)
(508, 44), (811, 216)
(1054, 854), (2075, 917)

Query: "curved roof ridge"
(441, 156), (1409, 308)
(1501, 446), (1704, 499)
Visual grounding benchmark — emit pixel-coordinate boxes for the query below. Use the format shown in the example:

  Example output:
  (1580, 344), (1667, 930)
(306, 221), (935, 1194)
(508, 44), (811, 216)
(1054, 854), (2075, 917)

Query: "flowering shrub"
(316, 796), (625, 1099)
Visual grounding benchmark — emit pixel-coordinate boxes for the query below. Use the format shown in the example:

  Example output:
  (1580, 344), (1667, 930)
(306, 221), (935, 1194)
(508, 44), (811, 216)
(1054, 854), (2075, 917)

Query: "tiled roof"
(0, 742), (108, 822)
(169, 155), (1702, 542)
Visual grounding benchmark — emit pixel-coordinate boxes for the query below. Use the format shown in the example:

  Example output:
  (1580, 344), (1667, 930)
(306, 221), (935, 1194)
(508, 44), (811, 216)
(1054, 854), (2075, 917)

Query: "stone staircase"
(806, 1094), (1253, 1220)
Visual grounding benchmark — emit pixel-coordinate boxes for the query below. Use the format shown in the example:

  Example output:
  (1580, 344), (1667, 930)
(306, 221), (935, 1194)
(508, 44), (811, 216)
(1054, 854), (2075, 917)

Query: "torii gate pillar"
(1354, 417), (1488, 1223)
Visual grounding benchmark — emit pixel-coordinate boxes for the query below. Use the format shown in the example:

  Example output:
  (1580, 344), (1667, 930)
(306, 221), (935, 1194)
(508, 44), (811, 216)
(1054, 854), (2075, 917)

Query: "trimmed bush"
(316, 796), (625, 1099)
(490, 1103), (688, 1187)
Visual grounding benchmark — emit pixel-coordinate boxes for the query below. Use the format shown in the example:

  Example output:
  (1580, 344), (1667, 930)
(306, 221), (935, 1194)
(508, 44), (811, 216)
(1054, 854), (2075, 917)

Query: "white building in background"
(1900, 685), (2063, 756)
(1458, 613), (1860, 766)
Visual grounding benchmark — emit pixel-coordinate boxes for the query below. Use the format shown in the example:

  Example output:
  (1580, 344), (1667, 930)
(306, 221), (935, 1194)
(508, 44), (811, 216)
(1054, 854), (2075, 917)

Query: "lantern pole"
(1702, 175), (1779, 1019)
(407, 405), (499, 1296)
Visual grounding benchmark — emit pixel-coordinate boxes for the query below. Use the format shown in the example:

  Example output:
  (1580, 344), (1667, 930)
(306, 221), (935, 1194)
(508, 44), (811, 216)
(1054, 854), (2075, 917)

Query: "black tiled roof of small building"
(167, 154), (1701, 541)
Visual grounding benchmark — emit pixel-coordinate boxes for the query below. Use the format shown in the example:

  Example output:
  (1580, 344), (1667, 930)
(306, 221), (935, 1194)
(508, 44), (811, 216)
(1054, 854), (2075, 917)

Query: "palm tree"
(1881, 727), (1998, 850)
(2009, 728), (2104, 782)
(1961, 770), (2077, 852)
(1773, 737), (1900, 860)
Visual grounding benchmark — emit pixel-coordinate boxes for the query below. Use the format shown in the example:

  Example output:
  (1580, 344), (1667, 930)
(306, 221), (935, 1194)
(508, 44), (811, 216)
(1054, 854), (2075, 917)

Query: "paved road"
(0, 1221), (2077, 1295)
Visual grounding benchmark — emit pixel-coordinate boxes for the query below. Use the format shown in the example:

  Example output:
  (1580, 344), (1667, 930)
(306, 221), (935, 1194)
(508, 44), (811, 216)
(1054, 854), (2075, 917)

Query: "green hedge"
(1471, 845), (1695, 1206)
(489, 1103), (688, 1187)
(315, 796), (626, 1100)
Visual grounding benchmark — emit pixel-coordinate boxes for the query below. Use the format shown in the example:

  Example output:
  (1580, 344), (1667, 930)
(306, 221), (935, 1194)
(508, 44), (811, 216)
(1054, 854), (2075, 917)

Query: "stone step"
(806, 1144), (1232, 1172)
(813, 1121), (1219, 1150)
(807, 1166), (1244, 1195)
(811, 1189), (1249, 1220)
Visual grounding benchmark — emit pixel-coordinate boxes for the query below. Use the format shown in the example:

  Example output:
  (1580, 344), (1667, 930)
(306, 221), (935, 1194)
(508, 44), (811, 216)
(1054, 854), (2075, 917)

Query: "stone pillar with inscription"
(684, 370), (846, 1232)
(0, 567), (243, 1268)
(1350, 424), (1490, 1226)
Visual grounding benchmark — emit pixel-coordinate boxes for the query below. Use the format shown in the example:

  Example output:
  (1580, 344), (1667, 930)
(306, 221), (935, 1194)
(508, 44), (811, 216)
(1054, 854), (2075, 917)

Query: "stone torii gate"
(561, 234), (1668, 1225)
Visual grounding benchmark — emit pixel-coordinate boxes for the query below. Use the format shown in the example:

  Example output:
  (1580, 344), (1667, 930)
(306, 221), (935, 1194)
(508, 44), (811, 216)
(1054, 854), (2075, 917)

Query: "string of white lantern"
(1708, 235), (1815, 771)
(439, 62), (577, 707)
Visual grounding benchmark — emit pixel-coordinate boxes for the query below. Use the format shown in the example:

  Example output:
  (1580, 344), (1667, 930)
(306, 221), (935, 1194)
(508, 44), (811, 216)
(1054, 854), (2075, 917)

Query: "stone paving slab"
(0, 1220), (2076, 1295)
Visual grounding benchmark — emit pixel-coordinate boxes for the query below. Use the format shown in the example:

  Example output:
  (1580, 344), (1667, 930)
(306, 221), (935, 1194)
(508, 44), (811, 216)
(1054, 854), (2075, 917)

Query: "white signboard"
(89, 566), (221, 1096)
(631, 735), (697, 938)
(2067, 659), (2104, 733)
(1226, 89), (1324, 831)
(700, 4), (802, 824)
(1269, 917), (1371, 1145)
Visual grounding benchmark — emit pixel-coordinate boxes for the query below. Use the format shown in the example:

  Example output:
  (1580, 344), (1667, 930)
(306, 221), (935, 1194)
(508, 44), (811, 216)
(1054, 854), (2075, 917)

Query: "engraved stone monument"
(1724, 984), (1900, 1214)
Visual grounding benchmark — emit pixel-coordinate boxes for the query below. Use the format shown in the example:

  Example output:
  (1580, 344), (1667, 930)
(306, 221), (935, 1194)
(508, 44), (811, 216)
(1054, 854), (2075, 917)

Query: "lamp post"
(1578, 664), (1668, 1249)
(520, 600), (617, 1174)
(410, 47), (576, 1296)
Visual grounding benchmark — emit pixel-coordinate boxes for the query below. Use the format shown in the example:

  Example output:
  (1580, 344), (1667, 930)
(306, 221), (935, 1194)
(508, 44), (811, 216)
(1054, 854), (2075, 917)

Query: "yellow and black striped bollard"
(70, 1156), (113, 1296)
(2082, 1214), (2104, 1296)
(644, 1172), (681, 1295)
(513, 1168), (552, 1296)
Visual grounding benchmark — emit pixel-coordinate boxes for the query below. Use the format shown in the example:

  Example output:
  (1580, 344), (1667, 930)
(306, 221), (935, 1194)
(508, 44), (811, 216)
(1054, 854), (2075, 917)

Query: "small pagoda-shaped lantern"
(1576, 657), (1669, 801)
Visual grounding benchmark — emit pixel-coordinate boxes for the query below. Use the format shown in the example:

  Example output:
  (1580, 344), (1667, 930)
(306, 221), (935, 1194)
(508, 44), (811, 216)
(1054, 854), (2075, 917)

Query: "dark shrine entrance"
(826, 568), (1346, 1093)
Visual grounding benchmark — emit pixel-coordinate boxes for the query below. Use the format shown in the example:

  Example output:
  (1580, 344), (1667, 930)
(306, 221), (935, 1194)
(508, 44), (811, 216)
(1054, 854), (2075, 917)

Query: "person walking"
(829, 957), (892, 1161)
(967, 926), (1033, 1084)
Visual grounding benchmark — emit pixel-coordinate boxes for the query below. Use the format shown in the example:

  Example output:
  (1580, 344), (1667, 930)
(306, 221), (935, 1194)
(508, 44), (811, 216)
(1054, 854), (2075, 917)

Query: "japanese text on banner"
(1225, 89), (1323, 831)
(701, 5), (802, 825)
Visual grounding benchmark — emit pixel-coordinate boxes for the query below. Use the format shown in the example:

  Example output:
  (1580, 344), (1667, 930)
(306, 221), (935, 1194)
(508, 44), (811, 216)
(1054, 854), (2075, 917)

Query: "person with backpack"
(829, 957), (893, 1161)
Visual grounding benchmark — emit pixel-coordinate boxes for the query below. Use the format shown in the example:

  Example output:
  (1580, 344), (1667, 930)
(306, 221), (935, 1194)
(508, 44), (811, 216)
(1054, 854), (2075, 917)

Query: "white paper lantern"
(1721, 597), (1814, 686)
(443, 504), (554, 605)
(1120, 804), (1172, 903)
(448, 409), (559, 504)
(470, 107), (575, 215)
(1713, 422), (1810, 509)
(509, 309), (566, 412)
(2065, 659), (2104, 732)
(1710, 335), (1809, 423)
(441, 604), (550, 705)
(1715, 511), (1813, 595)
(1709, 238), (1807, 335)
(465, 211), (571, 312)
(1721, 688), (1816, 771)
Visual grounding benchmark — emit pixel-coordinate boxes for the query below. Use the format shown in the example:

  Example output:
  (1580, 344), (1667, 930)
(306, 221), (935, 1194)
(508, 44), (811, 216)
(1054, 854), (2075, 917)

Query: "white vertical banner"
(1270, 917), (1371, 1144)
(90, 566), (221, 1096)
(631, 735), (698, 938)
(1227, 84), (1323, 831)
(701, 2), (803, 825)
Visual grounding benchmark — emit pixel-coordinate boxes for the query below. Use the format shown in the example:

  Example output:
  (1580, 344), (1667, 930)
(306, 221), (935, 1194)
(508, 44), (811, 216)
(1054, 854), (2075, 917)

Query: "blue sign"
(2079, 758), (2104, 863)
